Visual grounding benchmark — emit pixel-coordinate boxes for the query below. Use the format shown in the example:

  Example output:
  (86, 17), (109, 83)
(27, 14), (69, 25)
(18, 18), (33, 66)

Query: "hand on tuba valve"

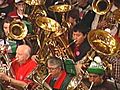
(97, 20), (108, 29)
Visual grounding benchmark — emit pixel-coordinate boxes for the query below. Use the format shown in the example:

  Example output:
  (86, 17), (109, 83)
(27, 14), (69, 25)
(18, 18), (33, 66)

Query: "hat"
(87, 56), (105, 75)
(15, 0), (24, 3)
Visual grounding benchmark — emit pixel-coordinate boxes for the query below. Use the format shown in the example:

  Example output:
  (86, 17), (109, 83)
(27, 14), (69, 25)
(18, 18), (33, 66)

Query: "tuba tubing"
(42, 74), (52, 90)
(88, 82), (94, 90)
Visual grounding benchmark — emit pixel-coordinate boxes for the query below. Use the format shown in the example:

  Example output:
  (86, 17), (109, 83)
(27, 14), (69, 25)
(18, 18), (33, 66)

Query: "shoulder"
(8, 10), (18, 18)
(61, 73), (73, 90)
(30, 58), (38, 65)
(103, 80), (116, 90)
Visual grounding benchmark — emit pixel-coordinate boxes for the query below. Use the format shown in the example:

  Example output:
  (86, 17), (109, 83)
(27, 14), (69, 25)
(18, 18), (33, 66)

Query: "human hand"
(0, 72), (9, 81)
(31, 55), (39, 61)
(97, 20), (108, 29)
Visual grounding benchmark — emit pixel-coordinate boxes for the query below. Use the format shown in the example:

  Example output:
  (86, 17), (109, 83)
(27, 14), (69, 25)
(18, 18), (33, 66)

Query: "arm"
(0, 73), (28, 89)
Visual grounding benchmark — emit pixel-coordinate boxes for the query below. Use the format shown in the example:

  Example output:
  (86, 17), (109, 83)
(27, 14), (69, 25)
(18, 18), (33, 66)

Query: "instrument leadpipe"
(88, 82), (94, 90)
(66, 40), (76, 49)
(42, 74), (52, 90)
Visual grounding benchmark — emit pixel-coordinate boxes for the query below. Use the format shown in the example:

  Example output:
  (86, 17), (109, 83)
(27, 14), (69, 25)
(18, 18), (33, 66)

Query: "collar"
(46, 70), (67, 89)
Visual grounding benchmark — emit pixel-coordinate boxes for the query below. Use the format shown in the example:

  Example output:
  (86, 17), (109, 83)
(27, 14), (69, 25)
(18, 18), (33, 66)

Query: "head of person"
(15, 44), (31, 64)
(67, 9), (79, 29)
(77, 0), (89, 8)
(87, 56), (105, 86)
(3, 17), (13, 37)
(72, 24), (89, 46)
(14, 0), (26, 13)
(114, 0), (120, 8)
(47, 57), (63, 78)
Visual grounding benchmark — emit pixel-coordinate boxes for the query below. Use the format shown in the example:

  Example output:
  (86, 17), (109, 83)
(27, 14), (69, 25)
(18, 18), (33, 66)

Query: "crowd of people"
(0, 0), (120, 90)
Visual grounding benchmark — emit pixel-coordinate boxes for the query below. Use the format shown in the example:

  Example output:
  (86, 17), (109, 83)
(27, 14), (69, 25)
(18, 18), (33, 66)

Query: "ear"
(15, 4), (17, 8)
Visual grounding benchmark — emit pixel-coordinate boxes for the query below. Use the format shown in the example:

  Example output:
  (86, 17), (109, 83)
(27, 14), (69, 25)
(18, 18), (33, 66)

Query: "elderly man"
(0, 44), (38, 89)
(43, 56), (73, 90)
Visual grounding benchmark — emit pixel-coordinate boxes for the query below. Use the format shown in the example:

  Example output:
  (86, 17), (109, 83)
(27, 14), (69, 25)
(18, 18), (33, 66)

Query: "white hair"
(17, 44), (31, 58)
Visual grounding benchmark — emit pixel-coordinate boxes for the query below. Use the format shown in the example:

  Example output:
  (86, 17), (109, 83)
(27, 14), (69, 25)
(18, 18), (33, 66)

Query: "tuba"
(0, 44), (13, 77)
(92, 0), (113, 15)
(87, 29), (120, 77)
(9, 20), (28, 40)
(87, 29), (119, 56)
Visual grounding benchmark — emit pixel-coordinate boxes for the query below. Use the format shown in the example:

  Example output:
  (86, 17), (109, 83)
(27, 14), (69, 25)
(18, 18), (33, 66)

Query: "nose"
(89, 77), (95, 82)
(48, 69), (52, 73)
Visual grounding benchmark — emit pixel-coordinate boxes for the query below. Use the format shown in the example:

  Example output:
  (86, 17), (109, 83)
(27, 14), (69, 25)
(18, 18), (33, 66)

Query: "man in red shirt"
(0, 44), (38, 89)
(44, 56), (73, 90)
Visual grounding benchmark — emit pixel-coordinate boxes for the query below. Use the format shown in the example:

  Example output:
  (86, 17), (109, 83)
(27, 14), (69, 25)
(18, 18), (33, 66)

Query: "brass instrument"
(25, 0), (47, 30)
(25, 0), (46, 6)
(36, 16), (75, 60)
(48, 4), (72, 13)
(42, 74), (52, 90)
(36, 16), (61, 32)
(0, 45), (13, 76)
(87, 29), (119, 56)
(67, 74), (88, 90)
(48, 1), (72, 29)
(87, 29), (120, 78)
(92, 0), (113, 15)
(26, 63), (48, 90)
(9, 20), (28, 40)
(88, 82), (94, 90)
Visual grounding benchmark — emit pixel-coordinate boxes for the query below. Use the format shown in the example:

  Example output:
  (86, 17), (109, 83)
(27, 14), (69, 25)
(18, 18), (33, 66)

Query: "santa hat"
(15, 0), (24, 3)
(87, 56), (105, 75)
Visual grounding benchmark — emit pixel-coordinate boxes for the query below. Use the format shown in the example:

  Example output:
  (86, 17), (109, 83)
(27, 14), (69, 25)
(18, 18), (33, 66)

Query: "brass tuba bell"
(9, 20), (28, 40)
(25, 0), (46, 6)
(87, 29), (119, 56)
(92, 0), (113, 15)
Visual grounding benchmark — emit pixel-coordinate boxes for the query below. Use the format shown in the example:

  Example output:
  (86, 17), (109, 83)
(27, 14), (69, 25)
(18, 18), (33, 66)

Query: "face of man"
(15, 2), (26, 13)
(72, 31), (86, 46)
(78, 0), (88, 8)
(3, 22), (10, 36)
(68, 17), (77, 29)
(88, 73), (103, 86)
(15, 46), (29, 64)
(47, 63), (62, 78)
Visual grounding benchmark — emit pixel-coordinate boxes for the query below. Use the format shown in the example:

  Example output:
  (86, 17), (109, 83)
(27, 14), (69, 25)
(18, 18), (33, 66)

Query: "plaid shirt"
(109, 57), (120, 84)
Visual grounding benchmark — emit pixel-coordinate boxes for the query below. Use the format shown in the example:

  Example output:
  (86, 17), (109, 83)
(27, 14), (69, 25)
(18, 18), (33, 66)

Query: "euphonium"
(9, 20), (28, 40)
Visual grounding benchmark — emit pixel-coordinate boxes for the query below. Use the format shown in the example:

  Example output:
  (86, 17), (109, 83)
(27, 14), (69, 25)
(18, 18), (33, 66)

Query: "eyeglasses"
(47, 66), (59, 71)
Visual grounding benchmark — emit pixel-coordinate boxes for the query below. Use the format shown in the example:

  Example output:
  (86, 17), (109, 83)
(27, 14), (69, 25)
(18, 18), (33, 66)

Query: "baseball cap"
(15, 0), (24, 3)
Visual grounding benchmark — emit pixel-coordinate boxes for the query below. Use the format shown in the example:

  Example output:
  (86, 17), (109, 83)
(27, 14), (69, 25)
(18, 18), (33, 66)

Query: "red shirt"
(11, 58), (38, 84)
(8, 10), (20, 19)
(114, 34), (120, 43)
